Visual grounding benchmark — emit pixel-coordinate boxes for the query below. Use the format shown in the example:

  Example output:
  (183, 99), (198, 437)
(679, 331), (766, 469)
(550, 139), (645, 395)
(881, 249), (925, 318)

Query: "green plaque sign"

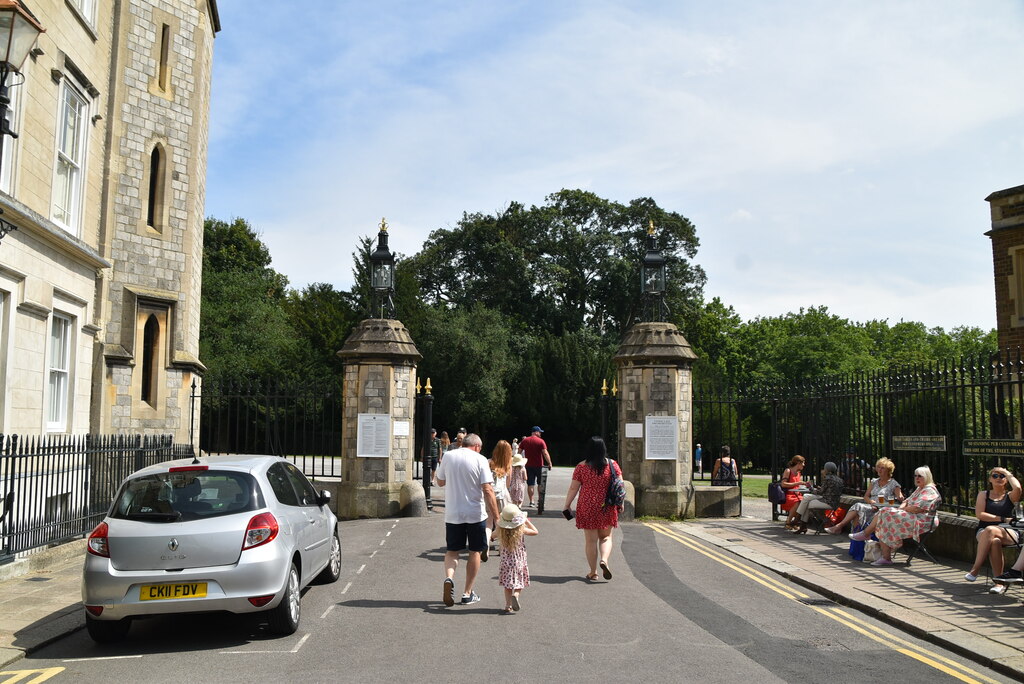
(892, 436), (947, 451)
(962, 439), (1024, 457)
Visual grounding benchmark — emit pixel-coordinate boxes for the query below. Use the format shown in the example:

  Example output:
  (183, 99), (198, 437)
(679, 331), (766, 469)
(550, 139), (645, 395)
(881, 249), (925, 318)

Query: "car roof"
(128, 454), (287, 478)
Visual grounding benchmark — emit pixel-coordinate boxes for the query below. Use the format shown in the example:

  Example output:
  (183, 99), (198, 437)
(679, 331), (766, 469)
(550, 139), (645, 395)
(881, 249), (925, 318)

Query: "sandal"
(586, 573), (599, 581)
(600, 560), (613, 580)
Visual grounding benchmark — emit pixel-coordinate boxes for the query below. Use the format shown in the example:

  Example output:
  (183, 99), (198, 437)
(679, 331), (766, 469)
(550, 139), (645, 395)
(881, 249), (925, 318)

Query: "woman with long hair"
(489, 441), (513, 512)
(826, 458), (902, 535)
(964, 466), (1021, 590)
(562, 436), (621, 581)
(781, 455), (808, 529)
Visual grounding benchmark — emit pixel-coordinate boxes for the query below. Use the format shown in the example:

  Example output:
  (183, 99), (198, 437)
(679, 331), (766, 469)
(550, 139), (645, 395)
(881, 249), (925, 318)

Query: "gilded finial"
(611, 379), (618, 397)
(647, 219), (655, 236)
(601, 379), (608, 396)
(380, 217), (389, 233)
(416, 379), (422, 393)
(425, 378), (432, 394)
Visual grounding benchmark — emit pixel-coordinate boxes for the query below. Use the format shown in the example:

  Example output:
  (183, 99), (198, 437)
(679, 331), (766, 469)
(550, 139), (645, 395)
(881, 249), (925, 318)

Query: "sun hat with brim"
(511, 453), (527, 467)
(497, 503), (527, 529)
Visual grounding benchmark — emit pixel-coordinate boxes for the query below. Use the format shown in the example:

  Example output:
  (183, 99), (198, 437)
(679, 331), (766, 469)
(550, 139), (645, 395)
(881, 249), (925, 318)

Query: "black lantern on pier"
(641, 219), (668, 321)
(369, 217), (396, 319)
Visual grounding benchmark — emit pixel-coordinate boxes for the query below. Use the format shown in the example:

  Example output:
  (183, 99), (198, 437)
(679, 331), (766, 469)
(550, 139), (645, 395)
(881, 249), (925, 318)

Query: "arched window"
(141, 314), (159, 406)
(146, 146), (165, 230)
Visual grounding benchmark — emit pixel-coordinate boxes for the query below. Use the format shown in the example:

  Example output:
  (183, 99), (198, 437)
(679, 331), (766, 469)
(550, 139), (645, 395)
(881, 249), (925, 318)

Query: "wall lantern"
(640, 219), (668, 321)
(369, 217), (396, 319)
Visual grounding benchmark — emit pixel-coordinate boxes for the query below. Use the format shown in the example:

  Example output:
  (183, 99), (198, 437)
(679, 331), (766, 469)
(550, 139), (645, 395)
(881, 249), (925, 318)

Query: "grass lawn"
(741, 478), (769, 499)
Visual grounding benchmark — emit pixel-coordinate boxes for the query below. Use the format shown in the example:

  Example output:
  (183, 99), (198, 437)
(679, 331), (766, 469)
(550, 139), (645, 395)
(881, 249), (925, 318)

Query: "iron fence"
(0, 434), (190, 560)
(694, 348), (1024, 515)
(193, 377), (345, 479)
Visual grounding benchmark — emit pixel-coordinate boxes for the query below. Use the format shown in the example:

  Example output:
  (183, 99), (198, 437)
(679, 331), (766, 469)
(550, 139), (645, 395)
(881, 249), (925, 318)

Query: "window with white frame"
(52, 80), (88, 234)
(47, 314), (72, 431)
(0, 77), (21, 194)
(68, 0), (96, 25)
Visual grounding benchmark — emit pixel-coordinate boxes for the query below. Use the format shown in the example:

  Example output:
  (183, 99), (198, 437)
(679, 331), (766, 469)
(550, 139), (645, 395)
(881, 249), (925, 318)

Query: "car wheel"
(267, 562), (301, 635)
(316, 530), (341, 584)
(86, 614), (131, 643)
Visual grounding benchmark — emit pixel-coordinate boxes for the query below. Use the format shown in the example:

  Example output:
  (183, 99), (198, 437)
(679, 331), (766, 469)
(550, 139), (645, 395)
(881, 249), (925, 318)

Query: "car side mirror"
(317, 490), (332, 507)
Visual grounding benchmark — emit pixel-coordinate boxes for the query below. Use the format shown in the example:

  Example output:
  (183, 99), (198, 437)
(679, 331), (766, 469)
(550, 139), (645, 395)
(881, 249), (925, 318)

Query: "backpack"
(604, 460), (626, 508)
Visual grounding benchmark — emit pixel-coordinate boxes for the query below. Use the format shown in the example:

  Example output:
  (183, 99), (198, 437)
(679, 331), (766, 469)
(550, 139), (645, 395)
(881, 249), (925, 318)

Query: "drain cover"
(726, 538), (744, 542)
(25, 577), (52, 582)
(797, 597), (835, 606)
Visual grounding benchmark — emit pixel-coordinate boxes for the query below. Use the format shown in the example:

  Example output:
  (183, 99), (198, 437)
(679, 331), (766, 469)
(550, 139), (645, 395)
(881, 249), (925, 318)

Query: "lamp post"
(0, 0), (43, 246)
(417, 378), (433, 510)
(641, 219), (668, 322)
(600, 377), (618, 457)
(369, 217), (396, 319)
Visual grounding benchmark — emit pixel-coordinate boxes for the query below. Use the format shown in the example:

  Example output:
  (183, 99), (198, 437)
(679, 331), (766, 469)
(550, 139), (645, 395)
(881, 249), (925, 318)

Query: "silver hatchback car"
(82, 455), (341, 642)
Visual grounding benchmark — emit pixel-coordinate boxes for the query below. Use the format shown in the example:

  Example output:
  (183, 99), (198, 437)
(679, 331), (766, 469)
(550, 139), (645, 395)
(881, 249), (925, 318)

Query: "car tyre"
(86, 615), (131, 643)
(267, 562), (301, 635)
(315, 529), (341, 584)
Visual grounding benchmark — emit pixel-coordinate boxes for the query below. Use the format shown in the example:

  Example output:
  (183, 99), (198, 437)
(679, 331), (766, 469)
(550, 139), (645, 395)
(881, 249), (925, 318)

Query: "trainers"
(442, 578), (455, 607)
(871, 557), (894, 566)
(461, 591), (481, 605)
(849, 531), (870, 542)
(994, 569), (1024, 584)
(990, 584), (1008, 595)
(965, 572), (978, 582)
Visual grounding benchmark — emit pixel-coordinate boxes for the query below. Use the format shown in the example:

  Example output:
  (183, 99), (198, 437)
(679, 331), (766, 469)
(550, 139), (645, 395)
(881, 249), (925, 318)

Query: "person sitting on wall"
(711, 445), (739, 486)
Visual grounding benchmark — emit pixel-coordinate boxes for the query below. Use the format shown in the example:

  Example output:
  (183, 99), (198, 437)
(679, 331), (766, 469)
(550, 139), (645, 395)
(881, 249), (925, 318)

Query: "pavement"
(4, 495), (1024, 681)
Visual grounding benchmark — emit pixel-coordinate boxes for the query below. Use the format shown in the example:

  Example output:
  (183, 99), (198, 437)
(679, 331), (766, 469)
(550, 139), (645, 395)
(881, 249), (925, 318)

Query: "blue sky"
(205, 1), (1024, 332)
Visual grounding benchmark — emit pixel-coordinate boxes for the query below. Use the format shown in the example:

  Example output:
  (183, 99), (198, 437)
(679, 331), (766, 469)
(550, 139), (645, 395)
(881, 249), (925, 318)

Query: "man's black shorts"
(446, 520), (487, 553)
(526, 466), (543, 486)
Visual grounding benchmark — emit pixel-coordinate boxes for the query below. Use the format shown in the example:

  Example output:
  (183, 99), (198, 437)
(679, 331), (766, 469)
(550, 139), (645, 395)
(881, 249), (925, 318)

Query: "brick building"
(0, 0), (219, 441)
(987, 184), (1024, 351)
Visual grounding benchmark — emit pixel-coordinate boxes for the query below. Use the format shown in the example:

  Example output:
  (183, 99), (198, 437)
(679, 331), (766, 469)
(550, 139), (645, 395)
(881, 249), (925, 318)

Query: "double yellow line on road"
(645, 522), (997, 684)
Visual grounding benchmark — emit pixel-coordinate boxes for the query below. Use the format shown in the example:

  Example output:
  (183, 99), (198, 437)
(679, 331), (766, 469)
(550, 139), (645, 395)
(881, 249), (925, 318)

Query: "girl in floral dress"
(850, 466), (941, 566)
(562, 436), (621, 581)
(507, 452), (527, 507)
(496, 503), (538, 613)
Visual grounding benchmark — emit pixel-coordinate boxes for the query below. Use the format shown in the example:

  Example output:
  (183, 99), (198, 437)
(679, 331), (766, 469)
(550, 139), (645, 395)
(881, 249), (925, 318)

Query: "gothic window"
(147, 145), (165, 230)
(141, 314), (159, 406)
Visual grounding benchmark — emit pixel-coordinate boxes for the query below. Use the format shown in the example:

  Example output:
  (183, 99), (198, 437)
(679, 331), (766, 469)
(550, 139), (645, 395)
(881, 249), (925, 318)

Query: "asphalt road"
(7, 468), (1013, 683)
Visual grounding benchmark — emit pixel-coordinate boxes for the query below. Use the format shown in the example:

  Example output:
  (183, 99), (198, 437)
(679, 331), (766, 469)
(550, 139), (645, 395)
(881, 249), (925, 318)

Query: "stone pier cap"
(614, 321), (697, 366)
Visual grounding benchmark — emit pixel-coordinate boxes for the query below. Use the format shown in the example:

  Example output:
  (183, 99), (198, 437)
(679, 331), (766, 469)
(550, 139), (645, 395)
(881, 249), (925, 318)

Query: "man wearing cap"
(436, 433), (500, 606)
(520, 426), (553, 508)
(694, 442), (703, 477)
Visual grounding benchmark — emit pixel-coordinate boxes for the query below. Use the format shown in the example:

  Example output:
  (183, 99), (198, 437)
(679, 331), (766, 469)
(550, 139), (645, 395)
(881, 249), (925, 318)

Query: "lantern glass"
(372, 262), (393, 290)
(0, 6), (42, 71)
(644, 264), (665, 293)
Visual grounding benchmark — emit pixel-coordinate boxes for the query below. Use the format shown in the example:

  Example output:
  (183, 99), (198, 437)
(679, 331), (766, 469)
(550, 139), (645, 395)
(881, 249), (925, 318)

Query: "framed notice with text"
(357, 413), (391, 458)
(645, 415), (679, 460)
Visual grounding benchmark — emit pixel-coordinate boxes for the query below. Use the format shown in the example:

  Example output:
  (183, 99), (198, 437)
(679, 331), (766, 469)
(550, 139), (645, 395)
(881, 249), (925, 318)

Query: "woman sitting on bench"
(964, 466), (1021, 593)
(850, 466), (940, 566)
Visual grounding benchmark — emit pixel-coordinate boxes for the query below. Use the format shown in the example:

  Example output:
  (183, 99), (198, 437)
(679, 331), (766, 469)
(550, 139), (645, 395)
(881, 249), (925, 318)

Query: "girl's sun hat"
(511, 453), (527, 468)
(497, 503), (527, 529)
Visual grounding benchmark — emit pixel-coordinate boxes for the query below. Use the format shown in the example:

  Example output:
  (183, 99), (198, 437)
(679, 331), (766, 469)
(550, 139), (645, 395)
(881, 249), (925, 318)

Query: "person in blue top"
(694, 443), (703, 477)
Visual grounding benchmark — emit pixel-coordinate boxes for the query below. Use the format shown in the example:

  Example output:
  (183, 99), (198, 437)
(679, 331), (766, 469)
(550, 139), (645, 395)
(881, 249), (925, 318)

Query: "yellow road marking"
(0, 668), (66, 684)
(645, 522), (998, 684)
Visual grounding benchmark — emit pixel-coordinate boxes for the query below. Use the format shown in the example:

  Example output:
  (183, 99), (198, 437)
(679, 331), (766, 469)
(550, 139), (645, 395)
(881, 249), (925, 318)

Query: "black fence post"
(420, 380), (433, 510)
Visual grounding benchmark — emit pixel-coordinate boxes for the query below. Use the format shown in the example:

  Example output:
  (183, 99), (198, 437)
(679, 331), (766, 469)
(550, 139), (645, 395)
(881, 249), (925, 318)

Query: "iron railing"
(0, 434), (191, 560)
(194, 377), (345, 479)
(694, 348), (1024, 515)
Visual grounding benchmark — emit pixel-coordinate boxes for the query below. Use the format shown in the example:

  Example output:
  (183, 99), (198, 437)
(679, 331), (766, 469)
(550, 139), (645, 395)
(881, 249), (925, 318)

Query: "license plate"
(139, 582), (208, 601)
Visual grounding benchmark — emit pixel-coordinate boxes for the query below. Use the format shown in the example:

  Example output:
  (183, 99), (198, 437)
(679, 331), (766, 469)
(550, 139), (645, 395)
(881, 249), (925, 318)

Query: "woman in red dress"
(781, 455), (808, 529)
(562, 436), (621, 581)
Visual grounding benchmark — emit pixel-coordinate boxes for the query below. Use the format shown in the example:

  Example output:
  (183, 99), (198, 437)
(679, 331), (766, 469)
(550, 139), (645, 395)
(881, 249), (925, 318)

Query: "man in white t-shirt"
(435, 433), (499, 606)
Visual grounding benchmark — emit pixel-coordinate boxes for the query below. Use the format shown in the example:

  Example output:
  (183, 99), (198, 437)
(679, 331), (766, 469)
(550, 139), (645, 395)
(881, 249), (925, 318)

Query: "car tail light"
(87, 522), (110, 558)
(242, 513), (278, 550)
(169, 465), (208, 472)
(247, 595), (275, 607)
(85, 605), (104, 616)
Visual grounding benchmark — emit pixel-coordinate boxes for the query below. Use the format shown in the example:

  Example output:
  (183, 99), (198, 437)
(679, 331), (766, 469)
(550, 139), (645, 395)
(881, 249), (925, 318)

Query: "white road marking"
(291, 633), (311, 652)
(370, 550), (378, 558)
(379, 540), (385, 546)
(320, 604), (336, 619)
(63, 655), (142, 662)
(357, 564), (366, 574)
(386, 531), (392, 537)
(341, 581), (352, 594)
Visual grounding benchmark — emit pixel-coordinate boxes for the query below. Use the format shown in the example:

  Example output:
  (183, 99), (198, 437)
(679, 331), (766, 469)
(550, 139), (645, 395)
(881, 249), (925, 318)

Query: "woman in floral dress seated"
(850, 466), (940, 566)
(826, 457), (902, 535)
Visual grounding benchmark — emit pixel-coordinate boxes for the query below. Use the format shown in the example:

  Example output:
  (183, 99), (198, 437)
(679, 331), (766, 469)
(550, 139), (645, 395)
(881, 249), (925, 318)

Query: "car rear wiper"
(127, 511), (182, 522)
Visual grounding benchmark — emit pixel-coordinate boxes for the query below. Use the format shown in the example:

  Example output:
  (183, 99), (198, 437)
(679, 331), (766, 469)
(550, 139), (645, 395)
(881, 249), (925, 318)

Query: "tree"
(200, 217), (300, 380)
(283, 283), (359, 380)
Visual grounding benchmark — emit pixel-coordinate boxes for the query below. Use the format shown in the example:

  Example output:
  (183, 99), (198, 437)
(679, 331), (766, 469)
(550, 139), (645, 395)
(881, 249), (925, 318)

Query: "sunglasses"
(992, 473), (1006, 479)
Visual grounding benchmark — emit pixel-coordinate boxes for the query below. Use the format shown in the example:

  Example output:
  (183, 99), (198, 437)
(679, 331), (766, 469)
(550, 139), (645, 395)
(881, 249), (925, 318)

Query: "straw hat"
(511, 453), (527, 467)
(497, 503), (527, 529)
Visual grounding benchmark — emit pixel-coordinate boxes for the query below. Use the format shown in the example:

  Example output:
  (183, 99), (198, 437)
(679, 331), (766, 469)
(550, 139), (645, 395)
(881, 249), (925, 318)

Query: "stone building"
(986, 184), (1024, 350)
(0, 0), (219, 441)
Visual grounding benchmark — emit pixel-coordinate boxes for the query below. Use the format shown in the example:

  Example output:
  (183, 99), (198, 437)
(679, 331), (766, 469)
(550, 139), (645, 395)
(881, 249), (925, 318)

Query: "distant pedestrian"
(424, 428), (442, 479)
(712, 445), (739, 486)
(496, 503), (538, 613)
(436, 433), (500, 606)
(694, 443), (703, 477)
(508, 450), (527, 507)
(562, 436), (621, 581)
(489, 441), (513, 512)
(520, 426), (553, 507)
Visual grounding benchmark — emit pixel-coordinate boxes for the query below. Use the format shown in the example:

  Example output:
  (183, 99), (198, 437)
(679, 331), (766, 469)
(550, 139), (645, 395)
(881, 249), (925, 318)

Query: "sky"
(204, 1), (1024, 332)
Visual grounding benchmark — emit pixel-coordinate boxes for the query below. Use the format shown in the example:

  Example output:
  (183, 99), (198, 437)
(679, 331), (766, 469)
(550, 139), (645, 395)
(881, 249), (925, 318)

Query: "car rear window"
(110, 470), (264, 522)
